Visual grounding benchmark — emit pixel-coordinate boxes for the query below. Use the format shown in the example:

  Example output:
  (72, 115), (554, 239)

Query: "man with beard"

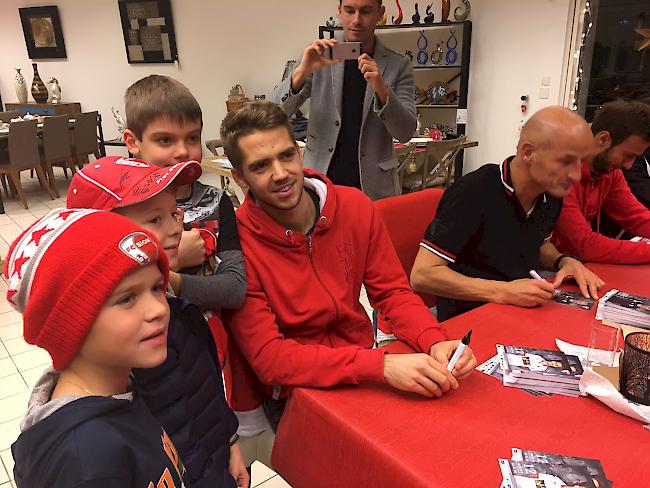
(219, 101), (476, 431)
(552, 100), (650, 264)
(410, 106), (603, 322)
(623, 146), (650, 210)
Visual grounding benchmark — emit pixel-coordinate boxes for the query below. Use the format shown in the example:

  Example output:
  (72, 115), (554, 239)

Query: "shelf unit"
(319, 20), (472, 177)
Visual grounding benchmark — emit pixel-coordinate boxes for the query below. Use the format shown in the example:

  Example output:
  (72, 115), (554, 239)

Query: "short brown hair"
(124, 75), (202, 140)
(591, 99), (650, 146)
(220, 101), (293, 170)
(339, 0), (382, 6)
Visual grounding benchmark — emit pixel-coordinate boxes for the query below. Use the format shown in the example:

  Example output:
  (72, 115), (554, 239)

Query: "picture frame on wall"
(118, 0), (178, 64)
(19, 6), (67, 59)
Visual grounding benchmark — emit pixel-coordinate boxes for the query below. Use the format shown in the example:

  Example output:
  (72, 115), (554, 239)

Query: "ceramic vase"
(441, 0), (450, 21)
(31, 63), (48, 103)
(454, 0), (471, 21)
(15, 68), (28, 103)
(48, 78), (62, 103)
(392, 0), (403, 25)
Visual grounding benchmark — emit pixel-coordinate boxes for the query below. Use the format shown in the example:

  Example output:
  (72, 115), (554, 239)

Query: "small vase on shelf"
(15, 68), (28, 103)
(454, 0), (471, 21)
(412, 3), (421, 24)
(441, 0), (450, 21)
(31, 63), (48, 103)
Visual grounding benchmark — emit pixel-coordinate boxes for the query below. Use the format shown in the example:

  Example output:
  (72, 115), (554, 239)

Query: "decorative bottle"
(31, 63), (49, 103)
(15, 68), (28, 103)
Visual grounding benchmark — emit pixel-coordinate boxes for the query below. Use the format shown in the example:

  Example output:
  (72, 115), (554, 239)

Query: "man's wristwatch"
(554, 254), (577, 270)
(229, 433), (240, 446)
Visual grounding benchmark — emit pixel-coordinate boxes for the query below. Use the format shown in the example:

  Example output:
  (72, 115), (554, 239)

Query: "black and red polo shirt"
(420, 156), (562, 321)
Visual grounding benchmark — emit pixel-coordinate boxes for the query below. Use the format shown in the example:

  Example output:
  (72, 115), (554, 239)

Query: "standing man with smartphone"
(271, 0), (416, 200)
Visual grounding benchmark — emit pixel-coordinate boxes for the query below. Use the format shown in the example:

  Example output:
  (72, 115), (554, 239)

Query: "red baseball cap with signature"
(67, 156), (202, 210)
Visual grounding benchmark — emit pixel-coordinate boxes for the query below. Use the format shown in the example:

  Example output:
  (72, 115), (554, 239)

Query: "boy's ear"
(123, 129), (142, 157)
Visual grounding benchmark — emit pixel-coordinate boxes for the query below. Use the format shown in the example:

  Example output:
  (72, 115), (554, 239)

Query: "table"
(271, 263), (650, 487)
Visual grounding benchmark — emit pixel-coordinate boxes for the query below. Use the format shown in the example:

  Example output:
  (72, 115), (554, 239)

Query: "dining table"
(271, 263), (650, 488)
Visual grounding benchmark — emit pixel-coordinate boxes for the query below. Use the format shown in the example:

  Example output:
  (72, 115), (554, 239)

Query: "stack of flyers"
(476, 354), (551, 396)
(596, 289), (650, 329)
(498, 448), (612, 487)
(497, 345), (583, 397)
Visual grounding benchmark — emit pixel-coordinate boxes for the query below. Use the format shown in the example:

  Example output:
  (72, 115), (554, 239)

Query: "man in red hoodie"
(220, 101), (476, 430)
(553, 100), (650, 264)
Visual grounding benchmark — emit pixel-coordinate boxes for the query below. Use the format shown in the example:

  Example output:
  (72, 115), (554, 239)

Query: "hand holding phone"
(329, 42), (363, 61)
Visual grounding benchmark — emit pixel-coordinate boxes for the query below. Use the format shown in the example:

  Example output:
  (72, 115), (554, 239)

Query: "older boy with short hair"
(8, 209), (190, 487)
(120, 75), (263, 471)
(123, 75), (246, 365)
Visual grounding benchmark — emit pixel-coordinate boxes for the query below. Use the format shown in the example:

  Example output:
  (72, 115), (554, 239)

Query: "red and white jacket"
(224, 170), (447, 400)
(552, 164), (650, 264)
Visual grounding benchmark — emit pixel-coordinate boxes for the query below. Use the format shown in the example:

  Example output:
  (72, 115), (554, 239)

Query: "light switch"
(539, 86), (550, 99)
(541, 76), (551, 87)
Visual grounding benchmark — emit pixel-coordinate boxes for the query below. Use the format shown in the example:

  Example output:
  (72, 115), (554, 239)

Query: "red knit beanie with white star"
(3, 208), (169, 370)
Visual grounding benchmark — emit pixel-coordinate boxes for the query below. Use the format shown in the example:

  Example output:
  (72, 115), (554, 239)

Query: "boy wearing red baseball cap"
(67, 156), (248, 488)
(7, 209), (189, 487)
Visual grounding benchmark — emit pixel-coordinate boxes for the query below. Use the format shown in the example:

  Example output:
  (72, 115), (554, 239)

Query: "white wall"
(0, 0), (334, 155)
(0, 0), (573, 169)
(464, 0), (573, 172)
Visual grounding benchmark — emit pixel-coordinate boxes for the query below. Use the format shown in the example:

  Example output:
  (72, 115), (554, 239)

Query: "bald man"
(410, 106), (604, 322)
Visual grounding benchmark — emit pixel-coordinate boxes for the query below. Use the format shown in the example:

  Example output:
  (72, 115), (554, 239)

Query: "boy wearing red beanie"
(67, 156), (248, 488)
(7, 208), (189, 487)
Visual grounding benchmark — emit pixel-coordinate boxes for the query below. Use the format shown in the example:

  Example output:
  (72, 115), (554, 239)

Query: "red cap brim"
(117, 160), (202, 209)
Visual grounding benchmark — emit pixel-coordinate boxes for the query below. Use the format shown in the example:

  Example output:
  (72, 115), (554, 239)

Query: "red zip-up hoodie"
(552, 164), (650, 264)
(225, 170), (447, 399)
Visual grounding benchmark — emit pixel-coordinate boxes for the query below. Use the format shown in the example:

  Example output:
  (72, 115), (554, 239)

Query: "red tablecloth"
(271, 263), (650, 487)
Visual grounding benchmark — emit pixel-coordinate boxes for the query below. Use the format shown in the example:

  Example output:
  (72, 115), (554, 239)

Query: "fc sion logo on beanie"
(119, 232), (159, 265)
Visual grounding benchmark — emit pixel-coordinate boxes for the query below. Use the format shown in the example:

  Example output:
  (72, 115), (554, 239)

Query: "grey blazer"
(270, 36), (416, 200)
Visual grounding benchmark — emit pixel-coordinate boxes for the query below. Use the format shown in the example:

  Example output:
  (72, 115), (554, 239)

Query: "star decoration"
(6, 289), (17, 305)
(30, 226), (52, 246)
(636, 28), (650, 51)
(58, 209), (76, 221)
(13, 254), (30, 279)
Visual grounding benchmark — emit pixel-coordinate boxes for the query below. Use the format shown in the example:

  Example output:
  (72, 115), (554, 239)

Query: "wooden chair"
(0, 120), (56, 209)
(0, 111), (21, 123)
(400, 135), (467, 193)
(41, 115), (75, 197)
(395, 142), (418, 188)
(205, 138), (223, 156)
(70, 111), (100, 170)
